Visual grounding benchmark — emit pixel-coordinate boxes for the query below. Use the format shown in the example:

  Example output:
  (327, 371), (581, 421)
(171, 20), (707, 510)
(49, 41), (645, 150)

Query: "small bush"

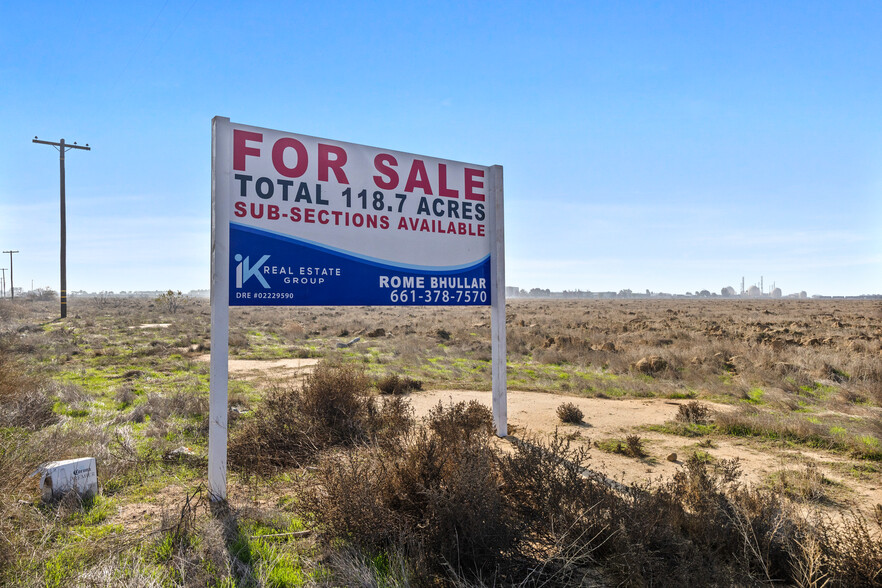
(426, 399), (493, 443)
(676, 400), (711, 425)
(626, 434), (646, 457)
(556, 402), (584, 424)
(305, 400), (510, 579)
(228, 332), (249, 349)
(229, 362), (381, 473)
(376, 373), (423, 395)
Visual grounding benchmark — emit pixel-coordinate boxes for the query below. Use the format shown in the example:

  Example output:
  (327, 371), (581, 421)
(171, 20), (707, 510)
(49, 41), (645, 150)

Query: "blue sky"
(1, 1), (880, 296)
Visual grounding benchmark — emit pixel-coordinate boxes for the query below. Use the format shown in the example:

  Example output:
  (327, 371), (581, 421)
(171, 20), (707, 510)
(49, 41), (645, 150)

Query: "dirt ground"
(197, 355), (319, 381)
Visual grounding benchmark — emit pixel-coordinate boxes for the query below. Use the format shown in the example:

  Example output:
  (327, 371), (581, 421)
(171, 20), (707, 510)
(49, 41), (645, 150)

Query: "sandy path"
(195, 354), (319, 380)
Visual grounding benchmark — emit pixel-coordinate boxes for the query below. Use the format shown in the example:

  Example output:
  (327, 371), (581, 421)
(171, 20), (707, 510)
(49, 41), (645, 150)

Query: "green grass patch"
(43, 545), (88, 587)
(744, 387), (765, 405)
(690, 450), (714, 463)
(798, 382), (837, 400)
(594, 435), (648, 458)
(667, 390), (698, 400)
(230, 519), (311, 587)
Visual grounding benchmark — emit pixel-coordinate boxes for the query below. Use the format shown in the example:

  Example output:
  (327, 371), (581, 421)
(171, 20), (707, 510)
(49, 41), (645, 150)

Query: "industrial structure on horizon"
(506, 276), (816, 300)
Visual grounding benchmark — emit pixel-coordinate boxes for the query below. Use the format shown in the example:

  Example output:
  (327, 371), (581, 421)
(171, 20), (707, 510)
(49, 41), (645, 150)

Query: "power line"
(33, 137), (91, 319)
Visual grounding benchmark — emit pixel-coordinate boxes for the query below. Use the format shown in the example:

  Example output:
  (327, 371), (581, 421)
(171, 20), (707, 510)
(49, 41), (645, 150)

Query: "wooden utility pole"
(0, 268), (5, 298)
(33, 137), (90, 318)
(2, 252), (18, 300)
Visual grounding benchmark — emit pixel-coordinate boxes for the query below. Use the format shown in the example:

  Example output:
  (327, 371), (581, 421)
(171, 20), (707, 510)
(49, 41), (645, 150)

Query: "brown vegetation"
(0, 296), (880, 585)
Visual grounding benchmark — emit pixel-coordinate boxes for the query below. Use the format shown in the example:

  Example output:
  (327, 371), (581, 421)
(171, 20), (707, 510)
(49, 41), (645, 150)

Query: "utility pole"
(33, 137), (90, 319)
(2, 251), (18, 300)
(0, 268), (5, 298)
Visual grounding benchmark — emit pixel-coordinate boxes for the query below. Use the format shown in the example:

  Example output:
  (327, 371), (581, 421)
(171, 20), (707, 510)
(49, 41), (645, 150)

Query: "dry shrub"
(296, 362), (375, 444)
(376, 373), (423, 395)
(281, 320), (305, 340)
(228, 331), (249, 350)
(508, 438), (822, 585)
(373, 395), (416, 447)
(140, 487), (229, 587)
(0, 387), (56, 430)
(171, 362), (882, 586)
(556, 402), (584, 424)
(230, 362), (397, 473)
(498, 432), (601, 545)
(604, 454), (798, 585)
(0, 301), (27, 326)
(0, 430), (47, 572)
(625, 434), (646, 458)
(306, 400), (510, 580)
(496, 432), (748, 584)
(426, 399), (493, 442)
(114, 384), (136, 408)
(676, 400), (711, 425)
(815, 510), (882, 586)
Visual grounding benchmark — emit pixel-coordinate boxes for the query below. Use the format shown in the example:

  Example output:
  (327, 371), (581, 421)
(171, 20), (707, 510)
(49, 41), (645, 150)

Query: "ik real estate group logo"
(234, 254), (271, 289)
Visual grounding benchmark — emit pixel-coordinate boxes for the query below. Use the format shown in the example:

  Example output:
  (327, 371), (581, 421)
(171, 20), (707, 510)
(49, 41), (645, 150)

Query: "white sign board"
(209, 117), (506, 500)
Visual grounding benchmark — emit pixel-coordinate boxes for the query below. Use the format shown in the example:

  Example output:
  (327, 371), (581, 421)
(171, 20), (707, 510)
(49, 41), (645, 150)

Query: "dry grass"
(0, 336), (56, 430)
(1, 296), (881, 586)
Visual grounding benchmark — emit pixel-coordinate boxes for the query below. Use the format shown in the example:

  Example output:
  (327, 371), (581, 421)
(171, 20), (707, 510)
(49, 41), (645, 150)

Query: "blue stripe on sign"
(229, 223), (491, 306)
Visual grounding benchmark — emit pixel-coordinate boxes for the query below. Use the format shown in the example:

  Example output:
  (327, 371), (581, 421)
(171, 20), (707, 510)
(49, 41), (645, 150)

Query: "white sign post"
(210, 117), (505, 500)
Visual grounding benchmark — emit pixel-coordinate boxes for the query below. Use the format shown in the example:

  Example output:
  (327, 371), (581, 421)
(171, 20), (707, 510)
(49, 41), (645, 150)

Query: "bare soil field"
(1, 295), (880, 586)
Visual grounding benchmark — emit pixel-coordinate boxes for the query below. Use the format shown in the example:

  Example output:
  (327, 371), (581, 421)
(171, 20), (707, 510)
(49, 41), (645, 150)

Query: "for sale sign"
(213, 119), (495, 306)
(209, 117), (507, 501)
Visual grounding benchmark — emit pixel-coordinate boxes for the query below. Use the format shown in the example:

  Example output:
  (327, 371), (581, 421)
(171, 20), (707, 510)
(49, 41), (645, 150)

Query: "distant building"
(721, 286), (736, 297)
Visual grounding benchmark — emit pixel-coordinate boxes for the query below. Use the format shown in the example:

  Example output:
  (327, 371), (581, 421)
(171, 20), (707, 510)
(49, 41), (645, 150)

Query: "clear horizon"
(2, 2), (880, 297)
